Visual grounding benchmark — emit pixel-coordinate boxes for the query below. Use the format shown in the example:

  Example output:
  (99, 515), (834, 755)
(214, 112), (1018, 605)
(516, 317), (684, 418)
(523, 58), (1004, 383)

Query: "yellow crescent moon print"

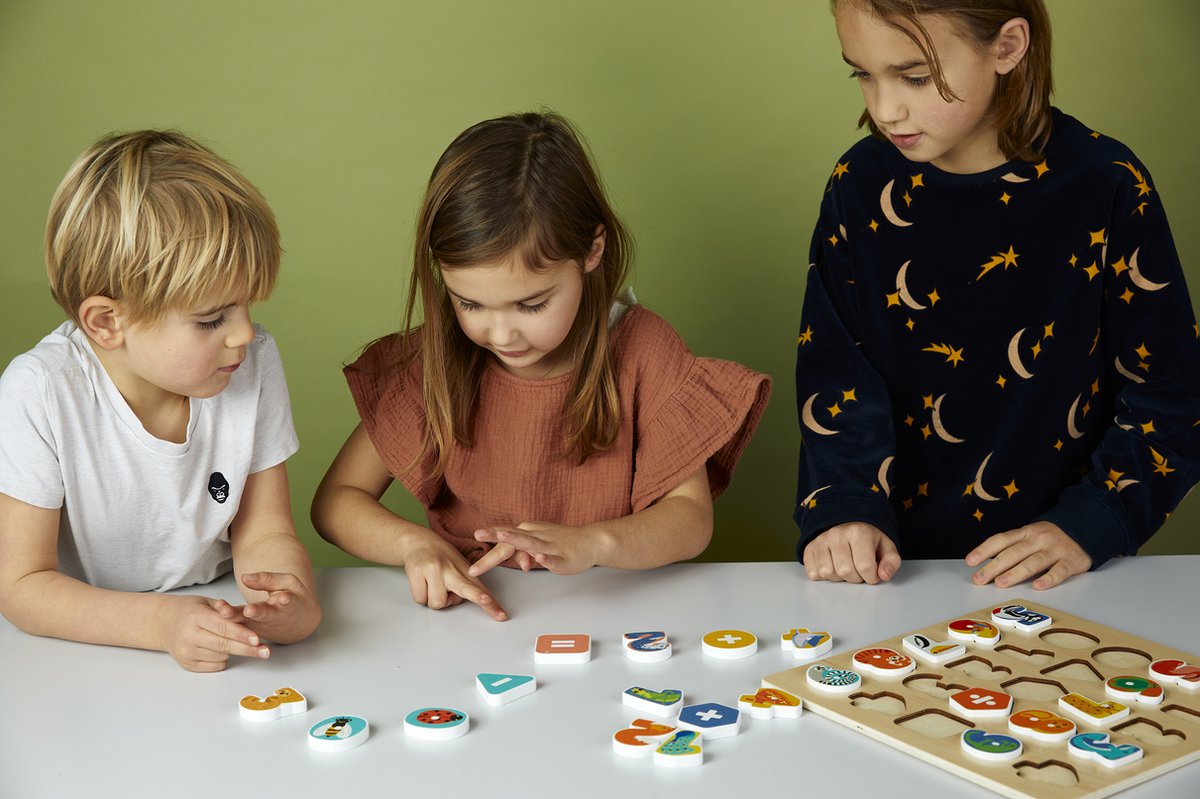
(800, 485), (831, 509)
(802, 394), (840, 436)
(880, 179), (913, 227)
(1116, 479), (1140, 491)
(1000, 171), (1030, 183)
(1007, 328), (1035, 379)
(896, 260), (926, 310)
(1066, 394), (1086, 439)
(878, 456), (894, 497)
(1114, 357), (1147, 384)
(973, 452), (1001, 501)
(1127, 248), (1170, 292)
(931, 394), (965, 443)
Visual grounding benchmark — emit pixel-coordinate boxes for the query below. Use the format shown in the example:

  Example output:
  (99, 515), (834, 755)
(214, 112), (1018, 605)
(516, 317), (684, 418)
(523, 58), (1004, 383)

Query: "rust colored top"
(345, 305), (771, 562)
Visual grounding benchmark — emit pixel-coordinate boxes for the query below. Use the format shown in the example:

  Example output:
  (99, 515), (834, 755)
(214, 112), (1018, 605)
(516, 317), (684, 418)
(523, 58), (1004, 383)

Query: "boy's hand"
(157, 595), (270, 672)
(471, 523), (599, 576)
(237, 571), (321, 641)
(967, 522), (1091, 590)
(403, 538), (509, 622)
(803, 522), (900, 584)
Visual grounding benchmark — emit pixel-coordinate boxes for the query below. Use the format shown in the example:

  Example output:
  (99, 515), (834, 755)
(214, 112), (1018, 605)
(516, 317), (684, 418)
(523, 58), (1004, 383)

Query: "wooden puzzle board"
(764, 599), (1200, 799)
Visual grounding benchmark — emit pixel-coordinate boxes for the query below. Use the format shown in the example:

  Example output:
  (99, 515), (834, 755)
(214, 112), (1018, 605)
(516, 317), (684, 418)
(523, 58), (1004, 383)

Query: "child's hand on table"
(237, 571), (321, 642)
(471, 522), (600, 576)
(156, 594), (271, 672)
(403, 534), (509, 621)
(803, 522), (901, 585)
(967, 521), (1092, 590)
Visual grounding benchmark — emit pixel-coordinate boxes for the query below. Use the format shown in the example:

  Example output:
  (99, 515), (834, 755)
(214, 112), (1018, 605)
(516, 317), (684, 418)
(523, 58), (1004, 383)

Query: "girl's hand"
(466, 538), (537, 577)
(803, 522), (900, 584)
(472, 522), (600, 576)
(966, 522), (1091, 590)
(403, 538), (509, 621)
(156, 595), (271, 672)
(236, 571), (321, 643)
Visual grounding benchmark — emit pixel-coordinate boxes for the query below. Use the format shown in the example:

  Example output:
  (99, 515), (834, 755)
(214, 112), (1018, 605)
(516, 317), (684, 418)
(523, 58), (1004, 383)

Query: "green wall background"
(2, 1), (1197, 566)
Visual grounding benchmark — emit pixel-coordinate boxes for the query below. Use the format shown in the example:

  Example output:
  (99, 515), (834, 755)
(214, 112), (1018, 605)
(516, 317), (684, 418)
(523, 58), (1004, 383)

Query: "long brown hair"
(837, 0), (1053, 161)
(403, 111), (632, 478)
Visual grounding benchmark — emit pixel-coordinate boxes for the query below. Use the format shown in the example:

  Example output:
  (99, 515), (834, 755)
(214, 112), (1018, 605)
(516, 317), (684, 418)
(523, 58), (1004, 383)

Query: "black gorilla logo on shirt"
(208, 472), (230, 504)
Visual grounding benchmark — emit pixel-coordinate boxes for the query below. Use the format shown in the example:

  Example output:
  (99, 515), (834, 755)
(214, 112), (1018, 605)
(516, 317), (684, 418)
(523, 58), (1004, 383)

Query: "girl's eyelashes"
(453, 299), (550, 313)
(847, 69), (932, 88)
(198, 315), (226, 331)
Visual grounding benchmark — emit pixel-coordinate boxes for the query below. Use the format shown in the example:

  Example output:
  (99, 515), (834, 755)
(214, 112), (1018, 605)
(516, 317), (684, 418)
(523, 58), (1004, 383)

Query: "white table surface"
(2, 556), (1198, 798)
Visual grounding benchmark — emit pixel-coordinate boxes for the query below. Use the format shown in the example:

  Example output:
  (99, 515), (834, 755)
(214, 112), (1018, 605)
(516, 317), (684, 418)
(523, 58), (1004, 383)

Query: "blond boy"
(0, 131), (320, 671)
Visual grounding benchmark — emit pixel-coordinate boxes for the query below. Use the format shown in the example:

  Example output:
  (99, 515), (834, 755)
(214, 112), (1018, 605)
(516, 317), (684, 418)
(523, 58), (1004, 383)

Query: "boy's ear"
(583, 225), (606, 273)
(994, 17), (1030, 76)
(78, 296), (126, 350)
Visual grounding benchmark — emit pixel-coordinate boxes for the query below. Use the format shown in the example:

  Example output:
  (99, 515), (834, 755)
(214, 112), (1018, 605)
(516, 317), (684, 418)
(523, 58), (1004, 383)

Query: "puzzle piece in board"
(947, 619), (1000, 646)
(1068, 732), (1144, 769)
(403, 707), (470, 740)
(1057, 692), (1130, 727)
(901, 633), (965, 664)
(805, 664), (862, 694)
(1007, 709), (1076, 743)
(239, 687), (308, 722)
(623, 631), (672, 663)
(476, 673), (537, 706)
(534, 633), (591, 664)
(308, 715), (369, 752)
(948, 687), (1014, 719)
(1149, 658), (1200, 690)
(960, 729), (1022, 762)
(1105, 675), (1164, 705)
(990, 604), (1052, 632)
(853, 647), (916, 677)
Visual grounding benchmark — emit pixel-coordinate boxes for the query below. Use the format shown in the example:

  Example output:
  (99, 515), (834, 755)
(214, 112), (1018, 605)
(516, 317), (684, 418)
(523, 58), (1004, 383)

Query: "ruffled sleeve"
(343, 333), (442, 507)
(621, 309), (772, 512)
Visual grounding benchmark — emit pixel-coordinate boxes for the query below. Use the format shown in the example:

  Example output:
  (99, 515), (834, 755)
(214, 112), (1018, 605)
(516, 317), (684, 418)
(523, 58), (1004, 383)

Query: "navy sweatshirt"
(794, 108), (1200, 568)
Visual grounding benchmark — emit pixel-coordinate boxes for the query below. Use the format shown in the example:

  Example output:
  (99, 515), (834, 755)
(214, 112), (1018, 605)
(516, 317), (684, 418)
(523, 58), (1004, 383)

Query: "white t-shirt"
(0, 322), (299, 591)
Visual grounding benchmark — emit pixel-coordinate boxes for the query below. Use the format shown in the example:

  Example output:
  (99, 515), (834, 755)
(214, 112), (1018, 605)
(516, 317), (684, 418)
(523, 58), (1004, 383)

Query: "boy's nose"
(225, 305), (256, 348)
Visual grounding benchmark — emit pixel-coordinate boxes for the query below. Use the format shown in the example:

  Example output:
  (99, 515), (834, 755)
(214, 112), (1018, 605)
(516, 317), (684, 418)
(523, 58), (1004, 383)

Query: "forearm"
(235, 531), (317, 596)
(1, 568), (174, 652)
(586, 492), (713, 570)
(312, 483), (436, 566)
